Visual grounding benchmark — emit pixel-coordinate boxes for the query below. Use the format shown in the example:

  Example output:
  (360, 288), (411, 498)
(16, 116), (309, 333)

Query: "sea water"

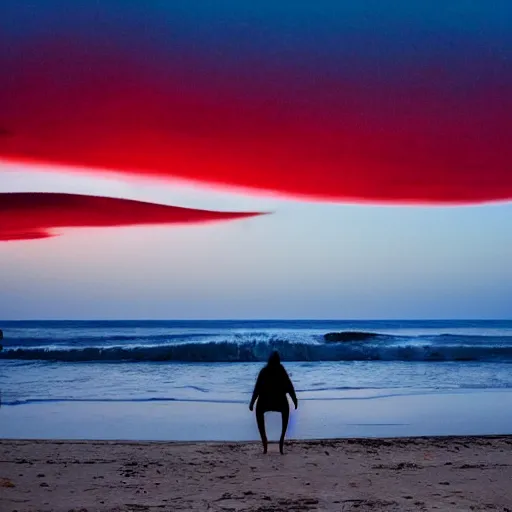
(1, 320), (511, 440)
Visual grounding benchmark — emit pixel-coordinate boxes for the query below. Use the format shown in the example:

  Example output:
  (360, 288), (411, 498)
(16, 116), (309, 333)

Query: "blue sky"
(1, 1), (511, 319)
(1, 161), (511, 320)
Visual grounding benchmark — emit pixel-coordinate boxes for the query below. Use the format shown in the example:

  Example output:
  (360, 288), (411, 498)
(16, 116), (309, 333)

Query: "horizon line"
(1, 318), (511, 323)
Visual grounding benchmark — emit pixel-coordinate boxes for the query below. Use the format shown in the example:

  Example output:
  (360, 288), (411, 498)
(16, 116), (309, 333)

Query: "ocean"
(1, 319), (512, 441)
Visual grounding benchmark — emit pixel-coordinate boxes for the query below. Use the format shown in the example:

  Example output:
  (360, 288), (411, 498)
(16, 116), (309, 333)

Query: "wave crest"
(2, 338), (512, 363)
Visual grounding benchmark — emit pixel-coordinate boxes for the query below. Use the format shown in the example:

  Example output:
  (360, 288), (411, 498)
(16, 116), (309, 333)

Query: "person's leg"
(279, 404), (290, 454)
(256, 406), (268, 454)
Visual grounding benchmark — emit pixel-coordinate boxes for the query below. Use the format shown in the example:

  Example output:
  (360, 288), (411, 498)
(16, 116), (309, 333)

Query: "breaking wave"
(2, 333), (512, 363)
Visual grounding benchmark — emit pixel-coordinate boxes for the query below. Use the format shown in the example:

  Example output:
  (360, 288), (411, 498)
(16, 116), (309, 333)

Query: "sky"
(1, 1), (511, 319)
(1, 162), (511, 320)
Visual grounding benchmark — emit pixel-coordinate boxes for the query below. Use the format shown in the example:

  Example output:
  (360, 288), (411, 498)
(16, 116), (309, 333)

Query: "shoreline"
(2, 432), (512, 444)
(1, 436), (511, 511)
(2, 390), (512, 441)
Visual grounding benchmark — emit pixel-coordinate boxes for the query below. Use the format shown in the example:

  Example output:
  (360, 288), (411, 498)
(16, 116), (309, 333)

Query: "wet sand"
(1, 436), (511, 511)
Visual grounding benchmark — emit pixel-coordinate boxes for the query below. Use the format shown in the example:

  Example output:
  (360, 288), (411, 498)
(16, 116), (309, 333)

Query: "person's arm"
(249, 369), (263, 411)
(284, 368), (298, 409)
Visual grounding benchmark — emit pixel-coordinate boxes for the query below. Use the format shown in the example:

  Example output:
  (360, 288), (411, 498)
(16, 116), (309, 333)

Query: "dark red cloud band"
(1, 3), (511, 205)
(1, 43), (511, 205)
(0, 193), (265, 242)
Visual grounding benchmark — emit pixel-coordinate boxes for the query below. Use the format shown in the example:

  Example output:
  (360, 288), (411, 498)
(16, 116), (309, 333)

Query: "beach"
(1, 436), (511, 511)
(2, 321), (512, 510)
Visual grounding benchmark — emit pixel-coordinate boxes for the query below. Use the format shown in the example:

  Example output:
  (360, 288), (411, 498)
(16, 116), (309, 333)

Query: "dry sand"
(1, 436), (511, 511)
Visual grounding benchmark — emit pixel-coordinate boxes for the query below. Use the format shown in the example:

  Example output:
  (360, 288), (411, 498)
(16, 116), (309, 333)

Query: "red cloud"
(0, 193), (266, 242)
(1, 44), (511, 205)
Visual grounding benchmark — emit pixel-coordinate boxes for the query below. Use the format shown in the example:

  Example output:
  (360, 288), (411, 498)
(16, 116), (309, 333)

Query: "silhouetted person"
(249, 351), (298, 454)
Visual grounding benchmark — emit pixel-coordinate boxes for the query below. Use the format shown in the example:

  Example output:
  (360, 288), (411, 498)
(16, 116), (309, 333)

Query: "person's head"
(267, 350), (281, 367)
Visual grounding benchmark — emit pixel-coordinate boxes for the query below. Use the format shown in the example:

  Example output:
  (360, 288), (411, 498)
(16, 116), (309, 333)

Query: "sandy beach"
(1, 436), (511, 512)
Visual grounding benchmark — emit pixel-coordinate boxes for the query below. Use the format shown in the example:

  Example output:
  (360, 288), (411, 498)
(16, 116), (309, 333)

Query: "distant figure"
(249, 351), (298, 454)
